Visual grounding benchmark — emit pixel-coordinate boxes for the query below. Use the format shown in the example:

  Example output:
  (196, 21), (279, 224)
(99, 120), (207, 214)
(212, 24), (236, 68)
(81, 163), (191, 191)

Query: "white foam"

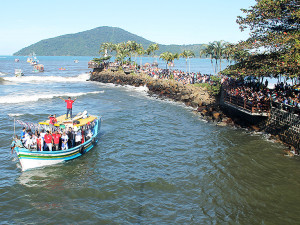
(0, 91), (104, 104)
(0, 72), (8, 76)
(124, 84), (149, 93)
(2, 73), (90, 83)
(8, 113), (24, 117)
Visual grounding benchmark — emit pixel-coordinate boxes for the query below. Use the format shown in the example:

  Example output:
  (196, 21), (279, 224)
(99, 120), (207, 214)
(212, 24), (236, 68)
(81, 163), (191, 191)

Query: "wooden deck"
(223, 93), (270, 117)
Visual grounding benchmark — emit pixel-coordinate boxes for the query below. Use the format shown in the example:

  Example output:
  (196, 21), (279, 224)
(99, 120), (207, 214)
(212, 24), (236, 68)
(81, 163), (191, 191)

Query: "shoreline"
(90, 70), (298, 156)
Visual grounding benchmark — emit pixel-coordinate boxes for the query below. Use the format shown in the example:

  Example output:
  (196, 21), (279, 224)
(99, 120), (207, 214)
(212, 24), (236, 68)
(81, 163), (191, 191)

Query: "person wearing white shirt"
(61, 131), (69, 150)
(75, 130), (82, 146)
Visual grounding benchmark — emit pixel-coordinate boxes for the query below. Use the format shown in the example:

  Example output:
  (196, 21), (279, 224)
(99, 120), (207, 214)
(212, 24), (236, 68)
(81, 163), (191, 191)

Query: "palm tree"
(99, 42), (114, 57)
(200, 43), (216, 74)
(200, 41), (228, 74)
(223, 43), (235, 65)
(212, 40), (228, 72)
(146, 43), (159, 63)
(180, 50), (195, 74)
(159, 52), (179, 77)
(126, 41), (138, 62)
(114, 43), (130, 65)
(136, 44), (145, 68)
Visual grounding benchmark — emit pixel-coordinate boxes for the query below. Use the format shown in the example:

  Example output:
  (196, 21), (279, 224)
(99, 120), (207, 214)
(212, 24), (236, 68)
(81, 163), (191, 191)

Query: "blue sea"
(0, 56), (299, 224)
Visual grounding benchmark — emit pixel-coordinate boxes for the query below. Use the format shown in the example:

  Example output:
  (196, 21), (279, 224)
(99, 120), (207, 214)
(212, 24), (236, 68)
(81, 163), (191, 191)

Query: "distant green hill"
(13, 26), (204, 56)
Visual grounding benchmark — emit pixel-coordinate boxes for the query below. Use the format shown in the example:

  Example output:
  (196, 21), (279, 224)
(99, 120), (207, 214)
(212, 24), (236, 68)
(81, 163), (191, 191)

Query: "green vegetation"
(222, 0), (300, 79)
(200, 40), (230, 74)
(194, 76), (221, 95)
(159, 52), (180, 71)
(13, 26), (205, 56)
(180, 50), (195, 74)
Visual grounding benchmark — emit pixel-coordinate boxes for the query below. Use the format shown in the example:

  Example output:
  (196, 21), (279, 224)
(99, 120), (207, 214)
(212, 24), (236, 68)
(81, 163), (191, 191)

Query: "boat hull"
(15, 118), (101, 171)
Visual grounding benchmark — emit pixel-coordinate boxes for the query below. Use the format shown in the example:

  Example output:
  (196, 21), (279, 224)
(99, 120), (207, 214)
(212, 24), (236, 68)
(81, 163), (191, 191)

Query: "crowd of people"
(223, 77), (300, 112)
(102, 62), (216, 85)
(105, 62), (300, 111)
(15, 121), (95, 151)
(138, 65), (215, 85)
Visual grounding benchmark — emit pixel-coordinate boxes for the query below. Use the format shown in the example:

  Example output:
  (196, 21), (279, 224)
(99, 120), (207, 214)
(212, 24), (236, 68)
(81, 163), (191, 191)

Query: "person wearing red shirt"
(52, 130), (61, 151)
(36, 134), (42, 151)
(60, 97), (77, 119)
(48, 114), (57, 132)
(44, 131), (53, 151)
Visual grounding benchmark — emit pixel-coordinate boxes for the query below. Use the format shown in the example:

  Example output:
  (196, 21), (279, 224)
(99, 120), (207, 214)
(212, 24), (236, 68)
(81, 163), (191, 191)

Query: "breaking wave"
(2, 73), (90, 83)
(8, 113), (25, 117)
(0, 91), (104, 104)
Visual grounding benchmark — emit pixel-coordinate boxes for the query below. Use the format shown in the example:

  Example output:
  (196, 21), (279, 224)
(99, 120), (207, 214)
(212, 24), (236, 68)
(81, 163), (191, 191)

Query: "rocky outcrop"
(90, 70), (228, 123)
(91, 70), (214, 105)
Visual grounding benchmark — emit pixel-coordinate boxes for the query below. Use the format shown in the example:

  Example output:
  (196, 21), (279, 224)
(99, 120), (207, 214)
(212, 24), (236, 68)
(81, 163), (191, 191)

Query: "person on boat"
(40, 129), (46, 151)
(32, 131), (38, 149)
(44, 130), (53, 151)
(20, 127), (26, 143)
(48, 114), (57, 132)
(61, 131), (69, 150)
(52, 130), (61, 151)
(36, 134), (42, 151)
(75, 129), (82, 146)
(81, 127), (85, 144)
(23, 129), (31, 145)
(59, 97), (77, 119)
(25, 134), (34, 149)
(11, 135), (23, 153)
(85, 124), (93, 140)
(67, 127), (74, 148)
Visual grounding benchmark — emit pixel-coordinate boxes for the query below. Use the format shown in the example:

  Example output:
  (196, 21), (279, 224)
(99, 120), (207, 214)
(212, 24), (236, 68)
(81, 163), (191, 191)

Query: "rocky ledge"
(90, 70), (232, 125)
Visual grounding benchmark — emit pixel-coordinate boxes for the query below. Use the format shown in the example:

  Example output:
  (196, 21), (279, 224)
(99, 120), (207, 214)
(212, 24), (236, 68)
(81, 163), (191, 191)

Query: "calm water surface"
(0, 56), (299, 224)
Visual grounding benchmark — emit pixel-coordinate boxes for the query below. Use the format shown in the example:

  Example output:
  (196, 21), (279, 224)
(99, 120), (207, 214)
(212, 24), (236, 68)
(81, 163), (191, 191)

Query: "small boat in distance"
(28, 53), (39, 65)
(33, 64), (44, 72)
(59, 67), (66, 70)
(27, 54), (33, 63)
(12, 112), (101, 171)
(15, 69), (24, 77)
(74, 60), (79, 63)
(15, 59), (19, 62)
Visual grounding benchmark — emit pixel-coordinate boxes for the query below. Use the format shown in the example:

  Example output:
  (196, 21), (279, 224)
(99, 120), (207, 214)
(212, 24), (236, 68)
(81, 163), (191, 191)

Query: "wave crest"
(0, 91), (104, 104)
(2, 73), (90, 83)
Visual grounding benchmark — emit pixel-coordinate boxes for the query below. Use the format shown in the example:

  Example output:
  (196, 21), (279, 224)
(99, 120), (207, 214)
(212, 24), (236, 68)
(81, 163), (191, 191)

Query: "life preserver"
(79, 146), (85, 154)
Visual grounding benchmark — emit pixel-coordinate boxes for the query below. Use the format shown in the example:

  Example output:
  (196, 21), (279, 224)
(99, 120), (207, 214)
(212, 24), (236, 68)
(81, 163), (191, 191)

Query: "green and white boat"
(12, 113), (101, 171)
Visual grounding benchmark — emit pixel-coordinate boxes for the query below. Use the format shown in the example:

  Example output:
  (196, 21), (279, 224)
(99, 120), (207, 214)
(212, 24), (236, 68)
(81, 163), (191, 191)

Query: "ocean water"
(0, 56), (299, 224)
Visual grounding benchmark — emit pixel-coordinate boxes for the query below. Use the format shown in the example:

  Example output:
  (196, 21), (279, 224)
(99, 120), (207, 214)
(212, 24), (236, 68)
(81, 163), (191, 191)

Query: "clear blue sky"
(0, 0), (256, 55)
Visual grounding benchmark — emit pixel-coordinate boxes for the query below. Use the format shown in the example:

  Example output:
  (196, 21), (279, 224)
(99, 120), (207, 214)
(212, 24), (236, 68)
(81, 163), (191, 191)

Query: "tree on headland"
(200, 43), (216, 74)
(180, 50), (195, 74)
(146, 43), (160, 63)
(222, 0), (300, 79)
(159, 52), (179, 77)
(136, 44), (145, 67)
(213, 40), (228, 72)
(114, 42), (130, 65)
(126, 41), (138, 62)
(99, 42), (114, 57)
(200, 41), (228, 74)
(92, 42), (113, 64)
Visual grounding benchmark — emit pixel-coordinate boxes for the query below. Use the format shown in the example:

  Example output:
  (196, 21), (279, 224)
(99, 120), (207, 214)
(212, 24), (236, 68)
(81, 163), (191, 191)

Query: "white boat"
(12, 113), (101, 171)
(15, 69), (24, 77)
